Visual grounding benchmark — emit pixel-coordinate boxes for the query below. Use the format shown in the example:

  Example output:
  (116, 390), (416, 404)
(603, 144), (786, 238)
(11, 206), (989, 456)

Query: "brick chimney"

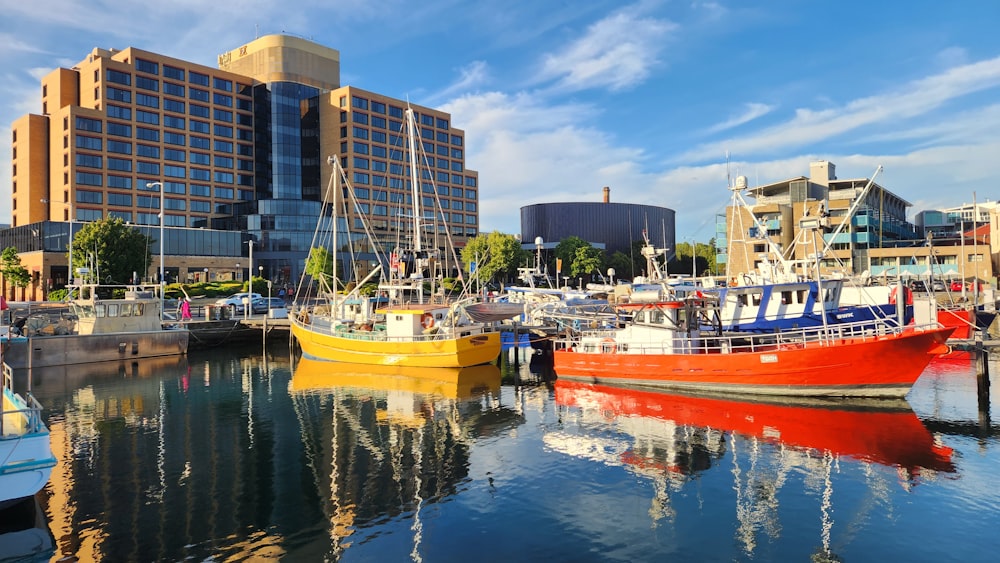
(603, 186), (610, 203)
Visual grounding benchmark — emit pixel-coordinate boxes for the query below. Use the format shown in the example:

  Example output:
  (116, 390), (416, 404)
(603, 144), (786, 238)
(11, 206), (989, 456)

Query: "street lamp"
(146, 182), (165, 321)
(236, 263), (240, 281)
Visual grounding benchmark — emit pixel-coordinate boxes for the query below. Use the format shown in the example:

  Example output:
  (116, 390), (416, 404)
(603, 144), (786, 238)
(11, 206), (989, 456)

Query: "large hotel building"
(5, 34), (479, 299)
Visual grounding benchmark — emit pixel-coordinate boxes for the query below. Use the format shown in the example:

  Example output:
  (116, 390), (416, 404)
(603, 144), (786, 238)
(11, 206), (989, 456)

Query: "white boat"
(2, 283), (189, 369)
(1, 364), (57, 508)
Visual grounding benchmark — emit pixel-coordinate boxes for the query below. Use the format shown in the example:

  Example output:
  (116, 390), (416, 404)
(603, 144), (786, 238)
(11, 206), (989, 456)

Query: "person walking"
(180, 298), (192, 321)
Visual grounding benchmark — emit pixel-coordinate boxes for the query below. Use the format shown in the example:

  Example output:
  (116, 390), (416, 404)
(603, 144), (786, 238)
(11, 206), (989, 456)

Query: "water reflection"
(289, 359), (515, 560)
(0, 495), (55, 561)
(552, 380), (957, 559)
(14, 347), (996, 562)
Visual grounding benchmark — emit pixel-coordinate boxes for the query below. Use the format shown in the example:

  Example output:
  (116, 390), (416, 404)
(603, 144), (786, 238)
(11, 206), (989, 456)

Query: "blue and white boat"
(1, 364), (57, 508)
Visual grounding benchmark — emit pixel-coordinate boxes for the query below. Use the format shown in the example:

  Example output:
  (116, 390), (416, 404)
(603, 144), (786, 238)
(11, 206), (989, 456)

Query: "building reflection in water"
(18, 349), (520, 561)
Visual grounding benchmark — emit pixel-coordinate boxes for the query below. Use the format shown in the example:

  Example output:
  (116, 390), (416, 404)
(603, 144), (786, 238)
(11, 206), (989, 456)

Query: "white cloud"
(703, 102), (774, 135)
(536, 11), (676, 92)
(677, 56), (1000, 164)
(426, 61), (491, 104)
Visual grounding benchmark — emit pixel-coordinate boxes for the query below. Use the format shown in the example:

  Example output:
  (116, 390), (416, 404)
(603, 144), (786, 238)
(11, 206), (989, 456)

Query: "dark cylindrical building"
(520, 195), (676, 258)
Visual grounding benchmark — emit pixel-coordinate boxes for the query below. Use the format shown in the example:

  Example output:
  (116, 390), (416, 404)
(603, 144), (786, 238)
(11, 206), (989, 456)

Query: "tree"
(0, 246), (31, 291)
(305, 246), (336, 292)
(70, 218), (152, 285)
(460, 231), (529, 285)
(571, 245), (605, 279)
(554, 236), (589, 278)
(607, 251), (634, 282)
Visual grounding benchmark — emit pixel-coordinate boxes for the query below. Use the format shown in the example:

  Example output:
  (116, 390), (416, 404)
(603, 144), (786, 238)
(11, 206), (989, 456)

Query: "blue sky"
(3, 0), (1000, 242)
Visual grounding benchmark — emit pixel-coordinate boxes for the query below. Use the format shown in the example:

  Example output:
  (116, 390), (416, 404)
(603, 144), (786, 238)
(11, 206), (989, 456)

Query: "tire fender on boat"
(421, 313), (435, 329)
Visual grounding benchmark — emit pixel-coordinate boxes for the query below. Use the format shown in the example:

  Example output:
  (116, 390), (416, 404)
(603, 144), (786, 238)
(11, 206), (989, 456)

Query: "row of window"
(130, 58), (252, 96)
(75, 150), (249, 172)
(105, 93), (252, 125)
(76, 116), (253, 145)
(343, 96), (449, 130)
(346, 111), (460, 145)
(74, 135), (252, 165)
(350, 171), (477, 190)
(75, 168), (252, 187)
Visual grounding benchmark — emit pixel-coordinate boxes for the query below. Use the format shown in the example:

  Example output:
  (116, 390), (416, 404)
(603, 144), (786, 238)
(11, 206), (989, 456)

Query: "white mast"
(405, 108), (423, 255)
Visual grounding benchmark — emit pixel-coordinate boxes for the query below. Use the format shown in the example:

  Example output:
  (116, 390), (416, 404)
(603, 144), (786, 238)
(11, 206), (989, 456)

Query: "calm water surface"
(6, 344), (1000, 562)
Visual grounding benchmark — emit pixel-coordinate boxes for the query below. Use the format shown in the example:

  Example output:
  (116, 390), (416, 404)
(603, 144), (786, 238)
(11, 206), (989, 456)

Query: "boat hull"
(3, 330), (189, 369)
(291, 321), (501, 368)
(1, 391), (57, 507)
(553, 327), (954, 398)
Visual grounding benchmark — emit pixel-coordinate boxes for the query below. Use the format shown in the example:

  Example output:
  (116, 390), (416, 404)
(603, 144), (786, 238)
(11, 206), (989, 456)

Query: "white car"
(215, 292), (262, 313)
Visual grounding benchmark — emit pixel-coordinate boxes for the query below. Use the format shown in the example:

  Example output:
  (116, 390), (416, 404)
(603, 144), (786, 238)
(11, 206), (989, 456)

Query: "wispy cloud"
(704, 102), (774, 134)
(425, 61), (491, 104)
(536, 10), (677, 92)
(676, 56), (1000, 164)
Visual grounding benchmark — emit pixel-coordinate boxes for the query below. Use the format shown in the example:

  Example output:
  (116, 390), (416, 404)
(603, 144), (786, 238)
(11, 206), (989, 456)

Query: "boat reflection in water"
(552, 380), (956, 559)
(289, 359), (512, 560)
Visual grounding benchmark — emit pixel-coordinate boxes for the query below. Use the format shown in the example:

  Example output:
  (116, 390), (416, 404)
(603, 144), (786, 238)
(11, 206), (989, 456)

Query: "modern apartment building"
(723, 161), (920, 276)
(721, 160), (995, 284)
(5, 34), (479, 298)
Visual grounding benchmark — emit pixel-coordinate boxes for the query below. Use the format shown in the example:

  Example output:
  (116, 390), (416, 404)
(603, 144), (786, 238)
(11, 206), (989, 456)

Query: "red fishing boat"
(553, 297), (955, 398)
(554, 379), (956, 474)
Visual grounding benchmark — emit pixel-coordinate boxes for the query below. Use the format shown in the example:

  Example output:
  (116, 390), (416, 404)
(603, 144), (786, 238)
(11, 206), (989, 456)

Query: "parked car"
(214, 292), (262, 313)
(930, 280), (946, 292)
(908, 280), (927, 292)
(251, 297), (286, 314)
(951, 280), (964, 292)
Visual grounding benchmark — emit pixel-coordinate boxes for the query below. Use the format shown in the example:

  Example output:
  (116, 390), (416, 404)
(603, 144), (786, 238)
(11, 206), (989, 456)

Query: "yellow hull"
(290, 321), (502, 368)
(290, 358), (501, 399)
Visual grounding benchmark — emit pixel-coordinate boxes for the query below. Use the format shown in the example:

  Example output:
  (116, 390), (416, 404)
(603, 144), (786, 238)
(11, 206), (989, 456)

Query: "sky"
(3, 0), (1000, 242)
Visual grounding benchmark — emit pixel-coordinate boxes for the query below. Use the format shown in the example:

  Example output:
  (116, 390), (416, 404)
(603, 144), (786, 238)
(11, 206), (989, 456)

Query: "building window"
(164, 98), (185, 113)
(76, 117), (102, 133)
(137, 144), (160, 158)
(135, 58), (159, 75)
(190, 104), (209, 118)
(107, 140), (132, 154)
(351, 96), (369, 110)
(136, 76), (159, 92)
(106, 157), (131, 172)
(163, 65), (185, 80)
(107, 123), (132, 138)
(136, 127), (159, 142)
(189, 71), (209, 86)
(106, 69), (131, 86)
(164, 115), (185, 130)
(190, 88), (210, 102)
(164, 132), (185, 145)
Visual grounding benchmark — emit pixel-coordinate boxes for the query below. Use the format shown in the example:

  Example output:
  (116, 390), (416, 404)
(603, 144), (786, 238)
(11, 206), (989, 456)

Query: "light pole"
(146, 182), (165, 321)
(248, 240), (254, 292)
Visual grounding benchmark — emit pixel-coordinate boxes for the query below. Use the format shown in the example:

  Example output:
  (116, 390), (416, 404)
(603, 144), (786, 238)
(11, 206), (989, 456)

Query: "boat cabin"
(70, 285), (166, 335)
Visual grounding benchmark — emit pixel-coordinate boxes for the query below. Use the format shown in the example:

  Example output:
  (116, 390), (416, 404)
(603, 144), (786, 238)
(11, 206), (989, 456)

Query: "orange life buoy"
(601, 337), (617, 353)
(421, 313), (435, 329)
(889, 285), (913, 305)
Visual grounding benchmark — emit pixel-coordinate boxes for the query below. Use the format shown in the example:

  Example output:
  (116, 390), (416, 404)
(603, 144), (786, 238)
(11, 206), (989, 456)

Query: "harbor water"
(5, 343), (1000, 561)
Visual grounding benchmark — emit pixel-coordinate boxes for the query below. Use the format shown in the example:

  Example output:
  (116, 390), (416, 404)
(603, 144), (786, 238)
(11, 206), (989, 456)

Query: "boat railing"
(558, 318), (935, 355)
(2, 364), (45, 436)
(297, 314), (500, 342)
